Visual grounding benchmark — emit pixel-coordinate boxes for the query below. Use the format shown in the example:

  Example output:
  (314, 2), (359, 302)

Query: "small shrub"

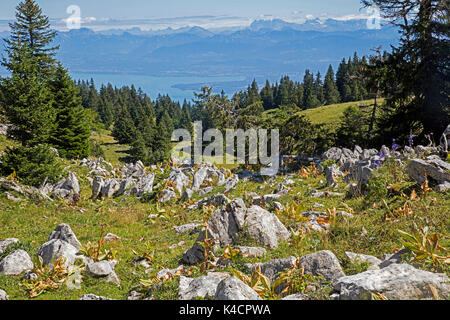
(0, 144), (64, 187)
(89, 139), (105, 158)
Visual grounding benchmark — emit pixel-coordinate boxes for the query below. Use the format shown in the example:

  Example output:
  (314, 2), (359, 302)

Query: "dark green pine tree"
(49, 65), (91, 159)
(303, 70), (321, 109)
(324, 65), (340, 105)
(0, 0), (58, 146)
(314, 72), (325, 105)
(112, 107), (136, 145)
(260, 80), (274, 110)
(3, 0), (59, 78)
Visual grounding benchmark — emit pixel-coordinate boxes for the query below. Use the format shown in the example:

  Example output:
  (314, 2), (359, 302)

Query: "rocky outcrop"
(0, 238), (19, 255)
(37, 239), (79, 267)
(48, 223), (81, 250)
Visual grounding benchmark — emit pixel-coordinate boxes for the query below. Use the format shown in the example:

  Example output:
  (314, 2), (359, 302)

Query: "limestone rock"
(48, 223), (81, 249)
(333, 264), (450, 300)
(178, 275), (221, 300)
(299, 250), (345, 282)
(37, 239), (78, 267)
(214, 277), (262, 300)
(0, 249), (33, 275)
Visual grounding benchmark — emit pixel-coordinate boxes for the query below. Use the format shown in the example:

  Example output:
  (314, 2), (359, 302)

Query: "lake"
(69, 72), (249, 102)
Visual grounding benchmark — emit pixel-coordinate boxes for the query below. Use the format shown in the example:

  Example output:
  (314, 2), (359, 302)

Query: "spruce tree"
(49, 65), (91, 159)
(324, 65), (340, 105)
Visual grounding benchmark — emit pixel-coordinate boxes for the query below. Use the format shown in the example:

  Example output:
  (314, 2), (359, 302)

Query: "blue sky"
(0, 0), (368, 31)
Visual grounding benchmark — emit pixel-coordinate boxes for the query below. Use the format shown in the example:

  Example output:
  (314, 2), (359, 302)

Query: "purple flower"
(408, 134), (415, 147)
(392, 139), (400, 151)
(373, 160), (382, 168)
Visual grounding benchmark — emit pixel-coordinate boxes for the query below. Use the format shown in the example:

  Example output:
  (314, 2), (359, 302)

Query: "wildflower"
(391, 139), (400, 151)
(373, 159), (382, 169)
(408, 134), (415, 147)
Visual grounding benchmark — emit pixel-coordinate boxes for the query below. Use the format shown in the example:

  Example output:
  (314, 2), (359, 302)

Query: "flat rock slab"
(0, 238), (19, 255)
(333, 263), (450, 300)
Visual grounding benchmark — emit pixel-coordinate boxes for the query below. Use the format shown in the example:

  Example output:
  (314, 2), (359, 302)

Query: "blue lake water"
(69, 72), (248, 102)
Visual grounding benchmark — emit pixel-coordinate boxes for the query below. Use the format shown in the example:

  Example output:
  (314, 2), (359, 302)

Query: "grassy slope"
(0, 146), (448, 300)
(90, 130), (131, 165)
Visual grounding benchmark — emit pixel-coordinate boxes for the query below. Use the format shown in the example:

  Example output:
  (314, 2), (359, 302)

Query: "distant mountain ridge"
(1, 18), (399, 93)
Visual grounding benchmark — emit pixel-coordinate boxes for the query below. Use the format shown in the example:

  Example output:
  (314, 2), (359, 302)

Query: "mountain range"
(0, 18), (399, 96)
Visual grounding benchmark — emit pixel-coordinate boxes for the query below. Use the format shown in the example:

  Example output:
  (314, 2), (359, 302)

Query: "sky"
(0, 0), (369, 31)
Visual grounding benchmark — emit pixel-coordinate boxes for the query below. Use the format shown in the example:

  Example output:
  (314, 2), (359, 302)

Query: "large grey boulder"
(37, 239), (78, 267)
(333, 264), (450, 300)
(233, 205), (291, 249)
(131, 173), (155, 197)
(0, 289), (8, 300)
(407, 158), (450, 189)
(0, 238), (19, 255)
(214, 277), (262, 300)
(299, 250), (345, 283)
(48, 223), (81, 250)
(189, 194), (231, 209)
(0, 250), (33, 275)
(183, 199), (290, 264)
(116, 177), (135, 197)
(178, 276), (222, 300)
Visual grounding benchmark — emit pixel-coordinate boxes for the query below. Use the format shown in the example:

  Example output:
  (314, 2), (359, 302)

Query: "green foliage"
(0, 144), (63, 187)
(89, 139), (105, 158)
(49, 65), (91, 159)
(336, 105), (368, 148)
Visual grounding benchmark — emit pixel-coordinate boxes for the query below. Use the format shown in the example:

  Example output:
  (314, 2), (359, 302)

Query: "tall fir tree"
(49, 65), (91, 159)
(324, 65), (340, 105)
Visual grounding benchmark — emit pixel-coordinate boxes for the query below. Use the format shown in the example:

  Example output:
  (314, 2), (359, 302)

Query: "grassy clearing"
(0, 152), (448, 300)
(90, 130), (131, 164)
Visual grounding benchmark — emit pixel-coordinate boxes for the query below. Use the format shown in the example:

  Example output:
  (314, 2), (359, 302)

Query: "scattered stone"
(157, 265), (184, 280)
(0, 238), (19, 255)
(0, 249), (33, 275)
(333, 263), (450, 300)
(214, 277), (262, 300)
(103, 233), (121, 241)
(22, 270), (38, 280)
(48, 223), (81, 249)
(272, 201), (284, 211)
(325, 164), (344, 187)
(282, 293), (312, 300)
(236, 246), (267, 258)
(169, 241), (186, 249)
(299, 250), (345, 283)
(131, 173), (155, 197)
(0, 289), (9, 300)
(198, 187), (214, 196)
(91, 176), (104, 199)
(379, 249), (409, 269)
(79, 294), (114, 300)
(160, 188), (177, 202)
(4, 192), (23, 202)
(168, 170), (190, 194)
(345, 252), (382, 268)
(224, 176), (239, 193)
(192, 167), (208, 191)
(182, 188), (194, 201)
(173, 223), (201, 235)
(178, 275), (222, 300)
